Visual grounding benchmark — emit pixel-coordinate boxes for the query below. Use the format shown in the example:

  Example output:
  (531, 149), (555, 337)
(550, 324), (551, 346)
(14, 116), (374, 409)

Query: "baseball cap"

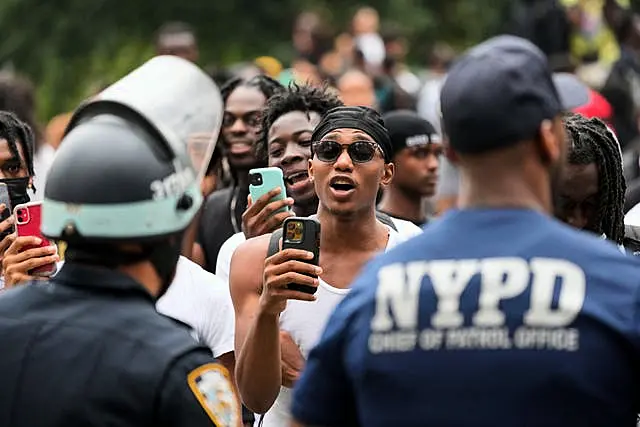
(441, 35), (583, 154)
(382, 110), (440, 156)
(552, 72), (612, 121)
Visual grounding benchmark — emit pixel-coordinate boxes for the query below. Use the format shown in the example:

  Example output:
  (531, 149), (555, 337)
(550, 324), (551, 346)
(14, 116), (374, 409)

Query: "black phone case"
(0, 208), (13, 240)
(282, 217), (320, 294)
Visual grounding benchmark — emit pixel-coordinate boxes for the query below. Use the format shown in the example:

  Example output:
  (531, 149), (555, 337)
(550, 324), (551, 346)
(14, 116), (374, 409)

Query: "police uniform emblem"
(187, 363), (239, 426)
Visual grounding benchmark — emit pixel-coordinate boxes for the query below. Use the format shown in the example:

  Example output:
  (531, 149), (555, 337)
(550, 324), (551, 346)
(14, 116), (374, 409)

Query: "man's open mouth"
(330, 182), (355, 191)
(329, 176), (357, 195)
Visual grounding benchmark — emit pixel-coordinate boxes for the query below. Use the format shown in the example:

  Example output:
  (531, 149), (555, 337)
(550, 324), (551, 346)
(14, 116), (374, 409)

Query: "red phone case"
(14, 202), (56, 277)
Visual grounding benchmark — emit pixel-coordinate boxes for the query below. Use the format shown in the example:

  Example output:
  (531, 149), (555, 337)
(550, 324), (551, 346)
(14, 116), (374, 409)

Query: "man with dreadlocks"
(0, 111), (41, 287)
(193, 75), (283, 274)
(555, 113), (627, 249)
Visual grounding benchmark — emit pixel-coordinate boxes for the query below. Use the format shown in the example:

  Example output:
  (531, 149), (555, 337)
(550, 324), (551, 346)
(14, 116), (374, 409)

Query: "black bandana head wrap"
(311, 106), (393, 163)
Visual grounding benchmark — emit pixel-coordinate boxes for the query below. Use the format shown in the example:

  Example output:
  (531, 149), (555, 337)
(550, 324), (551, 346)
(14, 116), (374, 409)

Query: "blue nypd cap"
(440, 35), (583, 154)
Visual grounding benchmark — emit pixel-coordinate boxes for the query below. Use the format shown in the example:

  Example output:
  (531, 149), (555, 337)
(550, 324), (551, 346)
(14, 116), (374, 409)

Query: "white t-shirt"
(215, 216), (423, 287)
(261, 224), (418, 427)
(156, 256), (235, 358)
(217, 217), (420, 426)
(12, 256), (235, 357)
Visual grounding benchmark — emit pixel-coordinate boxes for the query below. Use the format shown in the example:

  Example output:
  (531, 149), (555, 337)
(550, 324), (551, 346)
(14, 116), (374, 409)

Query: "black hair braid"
(0, 111), (35, 176)
(564, 113), (626, 244)
(256, 83), (343, 162)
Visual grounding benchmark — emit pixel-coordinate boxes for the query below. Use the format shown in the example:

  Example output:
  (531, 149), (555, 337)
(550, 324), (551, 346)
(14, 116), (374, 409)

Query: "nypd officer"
(0, 57), (239, 426)
(291, 36), (640, 426)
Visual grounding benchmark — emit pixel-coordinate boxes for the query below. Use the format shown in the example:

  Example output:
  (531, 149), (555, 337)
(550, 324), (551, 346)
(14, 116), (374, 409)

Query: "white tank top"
(261, 220), (420, 427)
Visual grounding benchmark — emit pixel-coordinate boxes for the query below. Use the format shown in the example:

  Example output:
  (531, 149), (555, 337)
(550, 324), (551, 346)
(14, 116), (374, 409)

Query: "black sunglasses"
(312, 140), (380, 163)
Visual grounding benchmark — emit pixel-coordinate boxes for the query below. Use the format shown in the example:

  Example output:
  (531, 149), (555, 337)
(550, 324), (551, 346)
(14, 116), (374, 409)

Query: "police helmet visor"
(90, 55), (223, 184)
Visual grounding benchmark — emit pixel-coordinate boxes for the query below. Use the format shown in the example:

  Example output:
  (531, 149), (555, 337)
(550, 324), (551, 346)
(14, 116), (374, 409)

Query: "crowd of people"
(1, 2), (640, 426)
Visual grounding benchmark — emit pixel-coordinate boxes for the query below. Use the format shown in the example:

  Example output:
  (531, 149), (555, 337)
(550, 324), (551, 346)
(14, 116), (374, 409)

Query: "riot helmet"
(42, 56), (223, 294)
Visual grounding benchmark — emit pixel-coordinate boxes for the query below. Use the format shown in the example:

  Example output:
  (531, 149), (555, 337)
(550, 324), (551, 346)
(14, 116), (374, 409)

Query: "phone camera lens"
(249, 173), (263, 186)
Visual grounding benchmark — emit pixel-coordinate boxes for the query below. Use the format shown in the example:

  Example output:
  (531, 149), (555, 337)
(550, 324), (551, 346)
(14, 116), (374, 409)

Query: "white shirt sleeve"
(215, 232), (247, 287)
(157, 257), (235, 358)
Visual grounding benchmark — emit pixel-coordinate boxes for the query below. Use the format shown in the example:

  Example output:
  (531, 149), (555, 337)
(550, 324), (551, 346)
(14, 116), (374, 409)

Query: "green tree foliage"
(0, 0), (509, 122)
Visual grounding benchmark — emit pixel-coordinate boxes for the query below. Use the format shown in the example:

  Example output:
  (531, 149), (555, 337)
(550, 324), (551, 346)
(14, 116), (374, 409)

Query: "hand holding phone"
(260, 218), (322, 315)
(0, 183), (14, 241)
(14, 202), (58, 277)
(244, 167), (294, 238)
(281, 218), (320, 294)
(2, 236), (58, 288)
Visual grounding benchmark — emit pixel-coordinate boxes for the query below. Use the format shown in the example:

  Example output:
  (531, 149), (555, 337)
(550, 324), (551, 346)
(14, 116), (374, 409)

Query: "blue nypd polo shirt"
(291, 209), (640, 427)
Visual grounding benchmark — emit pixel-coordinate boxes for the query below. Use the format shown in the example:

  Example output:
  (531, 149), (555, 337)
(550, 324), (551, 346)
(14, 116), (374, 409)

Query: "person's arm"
(155, 349), (241, 427)
(2, 235), (60, 288)
(229, 236), (273, 413)
(230, 237), (320, 413)
(227, 235), (305, 391)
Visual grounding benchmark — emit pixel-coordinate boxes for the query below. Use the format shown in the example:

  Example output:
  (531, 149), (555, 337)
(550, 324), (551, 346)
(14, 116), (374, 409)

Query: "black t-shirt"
(197, 185), (249, 274)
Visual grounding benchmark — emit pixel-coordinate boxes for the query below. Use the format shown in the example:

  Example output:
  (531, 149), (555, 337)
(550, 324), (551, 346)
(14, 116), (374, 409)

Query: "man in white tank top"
(230, 106), (421, 426)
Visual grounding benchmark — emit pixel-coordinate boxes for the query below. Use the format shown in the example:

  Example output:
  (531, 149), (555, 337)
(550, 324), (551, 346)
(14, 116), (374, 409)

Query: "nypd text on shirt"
(369, 257), (584, 354)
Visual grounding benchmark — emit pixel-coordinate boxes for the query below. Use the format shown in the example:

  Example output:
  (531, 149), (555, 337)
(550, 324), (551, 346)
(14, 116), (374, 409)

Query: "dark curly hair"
(0, 111), (35, 176)
(564, 113), (626, 244)
(256, 83), (343, 161)
(219, 74), (284, 105)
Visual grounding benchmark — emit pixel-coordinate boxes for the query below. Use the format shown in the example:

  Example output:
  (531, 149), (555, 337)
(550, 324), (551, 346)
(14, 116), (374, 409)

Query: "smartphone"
(282, 217), (320, 294)
(14, 201), (57, 277)
(249, 167), (289, 214)
(0, 183), (13, 239)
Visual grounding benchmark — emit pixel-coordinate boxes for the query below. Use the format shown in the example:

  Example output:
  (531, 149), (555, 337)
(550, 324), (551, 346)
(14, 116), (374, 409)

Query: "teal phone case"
(248, 167), (289, 214)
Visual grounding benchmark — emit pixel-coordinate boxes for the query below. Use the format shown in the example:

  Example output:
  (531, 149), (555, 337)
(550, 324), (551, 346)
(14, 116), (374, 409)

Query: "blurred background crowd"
(3, 0), (640, 210)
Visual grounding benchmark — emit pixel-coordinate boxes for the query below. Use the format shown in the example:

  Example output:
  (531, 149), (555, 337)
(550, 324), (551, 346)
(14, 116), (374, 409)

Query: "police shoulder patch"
(187, 363), (240, 426)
